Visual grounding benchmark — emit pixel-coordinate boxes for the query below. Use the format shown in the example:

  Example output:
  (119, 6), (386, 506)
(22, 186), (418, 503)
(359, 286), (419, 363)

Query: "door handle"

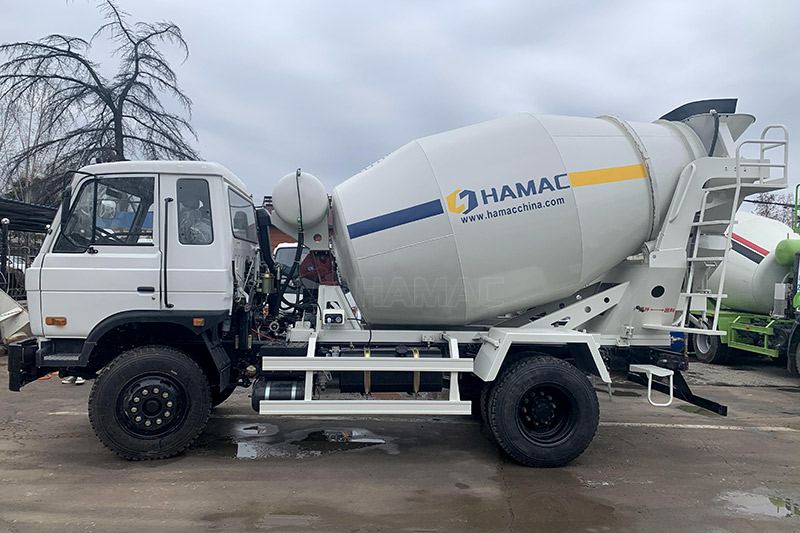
(137, 286), (155, 293)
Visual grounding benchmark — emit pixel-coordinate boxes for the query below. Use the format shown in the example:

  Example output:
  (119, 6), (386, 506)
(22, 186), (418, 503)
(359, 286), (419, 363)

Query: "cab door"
(39, 174), (161, 337)
(159, 174), (230, 312)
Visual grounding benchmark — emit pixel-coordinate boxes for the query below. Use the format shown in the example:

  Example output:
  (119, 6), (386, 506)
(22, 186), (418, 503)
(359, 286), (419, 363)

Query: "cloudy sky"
(1, 1), (799, 199)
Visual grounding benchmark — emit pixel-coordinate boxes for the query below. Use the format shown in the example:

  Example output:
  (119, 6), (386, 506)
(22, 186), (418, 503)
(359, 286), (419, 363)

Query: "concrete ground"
(0, 355), (798, 532)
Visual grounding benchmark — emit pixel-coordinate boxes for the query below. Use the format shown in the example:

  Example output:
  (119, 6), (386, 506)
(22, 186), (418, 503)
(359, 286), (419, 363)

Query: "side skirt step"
(259, 399), (472, 416)
(626, 369), (728, 416)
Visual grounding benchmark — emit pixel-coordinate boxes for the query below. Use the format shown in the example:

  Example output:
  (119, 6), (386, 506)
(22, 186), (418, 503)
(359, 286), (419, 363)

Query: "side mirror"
(60, 185), (72, 229)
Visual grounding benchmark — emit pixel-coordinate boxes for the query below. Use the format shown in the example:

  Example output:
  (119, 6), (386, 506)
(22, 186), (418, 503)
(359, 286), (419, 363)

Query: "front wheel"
(487, 356), (599, 467)
(88, 345), (212, 460)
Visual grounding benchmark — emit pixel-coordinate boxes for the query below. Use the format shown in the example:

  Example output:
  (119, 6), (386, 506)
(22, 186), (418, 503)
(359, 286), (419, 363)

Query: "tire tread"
(487, 356), (599, 467)
(88, 345), (211, 461)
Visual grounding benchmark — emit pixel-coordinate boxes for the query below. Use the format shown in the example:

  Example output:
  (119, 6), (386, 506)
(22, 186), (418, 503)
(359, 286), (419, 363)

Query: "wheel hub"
(517, 384), (578, 446)
(120, 376), (183, 436)
(521, 390), (559, 429)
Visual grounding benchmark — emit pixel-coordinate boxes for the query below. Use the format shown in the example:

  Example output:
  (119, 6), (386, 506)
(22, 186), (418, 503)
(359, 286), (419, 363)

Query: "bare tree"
(749, 191), (795, 228)
(0, 0), (199, 201)
(0, 86), (77, 205)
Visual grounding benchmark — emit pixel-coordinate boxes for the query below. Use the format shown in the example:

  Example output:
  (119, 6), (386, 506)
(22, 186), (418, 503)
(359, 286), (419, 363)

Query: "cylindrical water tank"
(709, 212), (799, 314)
(330, 112), (709, 326)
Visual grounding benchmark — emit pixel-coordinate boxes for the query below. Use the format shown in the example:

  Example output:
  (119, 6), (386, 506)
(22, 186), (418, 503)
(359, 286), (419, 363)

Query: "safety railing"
(735, 124), (789, 185)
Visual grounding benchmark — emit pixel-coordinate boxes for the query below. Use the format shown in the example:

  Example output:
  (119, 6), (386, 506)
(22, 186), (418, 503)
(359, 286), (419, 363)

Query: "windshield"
(54, 176), (155, 252)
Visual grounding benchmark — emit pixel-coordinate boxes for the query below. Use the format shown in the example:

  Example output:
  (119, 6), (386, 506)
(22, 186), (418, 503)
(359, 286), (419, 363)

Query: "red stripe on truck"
(731, 233), (769, 257)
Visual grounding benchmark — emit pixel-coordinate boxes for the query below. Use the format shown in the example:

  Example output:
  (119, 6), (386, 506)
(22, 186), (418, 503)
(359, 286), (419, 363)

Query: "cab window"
(177, 178), (213, 245)
(54, 176), (155, 252)
(228, 189), (257, 242)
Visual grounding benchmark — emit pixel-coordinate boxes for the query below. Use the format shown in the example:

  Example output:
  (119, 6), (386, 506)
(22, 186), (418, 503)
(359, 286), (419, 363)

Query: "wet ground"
(0, 356), (798, 532)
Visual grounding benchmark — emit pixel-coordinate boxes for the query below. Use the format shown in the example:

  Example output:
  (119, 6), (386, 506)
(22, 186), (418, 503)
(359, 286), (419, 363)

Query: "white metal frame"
(642, 124), (788, 336)
(629, 364), (674, 407)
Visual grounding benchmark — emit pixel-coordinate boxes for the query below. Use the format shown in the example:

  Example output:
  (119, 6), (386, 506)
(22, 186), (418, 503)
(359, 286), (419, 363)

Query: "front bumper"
(8, 337), (47, 391)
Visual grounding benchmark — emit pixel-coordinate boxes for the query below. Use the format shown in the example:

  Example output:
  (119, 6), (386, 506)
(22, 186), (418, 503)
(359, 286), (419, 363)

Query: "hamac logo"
(446, 188), (478, 214)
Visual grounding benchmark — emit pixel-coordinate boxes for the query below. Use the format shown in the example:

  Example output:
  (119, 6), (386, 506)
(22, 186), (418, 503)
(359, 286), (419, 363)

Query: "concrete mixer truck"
(7, 99), (790, 466)
(690, 209), (800, 375)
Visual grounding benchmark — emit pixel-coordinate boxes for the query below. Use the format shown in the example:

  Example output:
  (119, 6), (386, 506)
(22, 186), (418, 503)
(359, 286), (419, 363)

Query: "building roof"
(0, 197), (57, 233)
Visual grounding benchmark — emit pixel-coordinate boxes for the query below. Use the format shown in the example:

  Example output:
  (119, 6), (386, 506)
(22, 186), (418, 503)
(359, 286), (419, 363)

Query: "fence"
(0, 198), (56, 302)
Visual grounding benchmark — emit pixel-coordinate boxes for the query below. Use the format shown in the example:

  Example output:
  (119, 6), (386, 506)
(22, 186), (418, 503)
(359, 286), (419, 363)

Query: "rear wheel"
(88, 345), (212, 460)
(479, 381), (493, 425)
(487, 356), (599, 467)
(788, 342), (800, 377)
(692, 333), (731, 364)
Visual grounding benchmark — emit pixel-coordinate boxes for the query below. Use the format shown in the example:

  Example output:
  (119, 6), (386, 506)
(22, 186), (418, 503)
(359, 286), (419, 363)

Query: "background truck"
(690, 210), (800, 375)
(7, 99), (789, 466)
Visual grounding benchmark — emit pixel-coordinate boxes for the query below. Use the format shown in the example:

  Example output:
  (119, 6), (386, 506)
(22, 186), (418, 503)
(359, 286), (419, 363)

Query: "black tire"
(212, 384), (237, 408)
(487, 356), (599, 467)
(788, 342), (800, 377)
(692, 333), (731, 364)
(88, 345), (212, 460)
(479, 381), (493, 425)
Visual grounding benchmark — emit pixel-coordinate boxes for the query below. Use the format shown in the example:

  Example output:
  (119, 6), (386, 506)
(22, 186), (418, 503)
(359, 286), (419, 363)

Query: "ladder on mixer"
(681, 184), (738, 330)
(682, 125), (789, 332)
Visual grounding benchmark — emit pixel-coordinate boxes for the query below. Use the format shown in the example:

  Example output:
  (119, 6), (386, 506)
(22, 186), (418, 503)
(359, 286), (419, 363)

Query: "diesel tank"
(328, 112), (708, 325)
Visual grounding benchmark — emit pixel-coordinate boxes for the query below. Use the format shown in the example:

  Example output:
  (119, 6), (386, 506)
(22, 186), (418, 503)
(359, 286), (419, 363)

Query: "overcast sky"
(1, 1), (799, 199)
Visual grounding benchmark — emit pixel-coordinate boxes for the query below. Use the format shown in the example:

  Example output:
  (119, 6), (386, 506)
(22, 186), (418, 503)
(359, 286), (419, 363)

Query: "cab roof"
(77, 160), (251, 198)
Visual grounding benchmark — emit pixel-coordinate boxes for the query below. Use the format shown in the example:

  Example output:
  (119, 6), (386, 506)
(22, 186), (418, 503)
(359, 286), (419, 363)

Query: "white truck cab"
(19, 161), (260, 402)
(28, 161), (258, 338)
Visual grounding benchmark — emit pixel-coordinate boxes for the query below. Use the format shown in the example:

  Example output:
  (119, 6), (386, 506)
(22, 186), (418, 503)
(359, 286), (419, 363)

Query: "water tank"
(330, 112), (710, 326)
(709, 212), (799, 314)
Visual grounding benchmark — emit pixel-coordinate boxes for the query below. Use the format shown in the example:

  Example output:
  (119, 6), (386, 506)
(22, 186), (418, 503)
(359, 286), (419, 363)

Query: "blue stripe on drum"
(347, 199), (444, 239)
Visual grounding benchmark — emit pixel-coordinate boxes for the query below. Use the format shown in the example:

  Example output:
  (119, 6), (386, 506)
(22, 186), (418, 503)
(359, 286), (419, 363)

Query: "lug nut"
(142, 389), (149, 396)
(131, 407), (138, 413)
(133, 397), (140, 403)
(144, 420), (151, 427)
(135, 416), (142, 422)
(166, 401), (173, 408)
(156, 419), (162, 425)
(164, 411), (170, 417)
(153, 387), (160, 394)
(162, 392), (169, 399)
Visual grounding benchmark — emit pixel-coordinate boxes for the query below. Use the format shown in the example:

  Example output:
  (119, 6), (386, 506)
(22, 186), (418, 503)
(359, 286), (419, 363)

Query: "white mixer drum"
(330, 112), (706, 326)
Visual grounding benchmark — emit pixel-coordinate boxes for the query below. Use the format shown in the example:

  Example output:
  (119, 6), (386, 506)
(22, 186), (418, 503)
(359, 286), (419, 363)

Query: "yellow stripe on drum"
(568, 163), (647, 187)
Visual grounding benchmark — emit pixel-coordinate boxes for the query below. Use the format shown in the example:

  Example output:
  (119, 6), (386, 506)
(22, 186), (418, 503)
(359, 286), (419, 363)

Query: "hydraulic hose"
(276, 168), (305, 301)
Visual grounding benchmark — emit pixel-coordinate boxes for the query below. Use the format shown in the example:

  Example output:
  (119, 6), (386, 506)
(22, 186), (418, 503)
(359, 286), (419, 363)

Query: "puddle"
(204, 423), (398, 460)
(676, 404), (719, 417)
(719, 491), (799, 519)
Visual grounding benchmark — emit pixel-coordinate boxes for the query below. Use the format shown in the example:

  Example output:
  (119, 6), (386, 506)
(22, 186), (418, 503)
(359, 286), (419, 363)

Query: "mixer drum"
(330, 112), (706, 326)
(709, 212), (799, 314)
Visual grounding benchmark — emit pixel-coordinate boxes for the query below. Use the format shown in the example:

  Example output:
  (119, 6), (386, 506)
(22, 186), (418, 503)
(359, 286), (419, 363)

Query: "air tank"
(328, 112), (711, 326)
(708, 212), (799, 314)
